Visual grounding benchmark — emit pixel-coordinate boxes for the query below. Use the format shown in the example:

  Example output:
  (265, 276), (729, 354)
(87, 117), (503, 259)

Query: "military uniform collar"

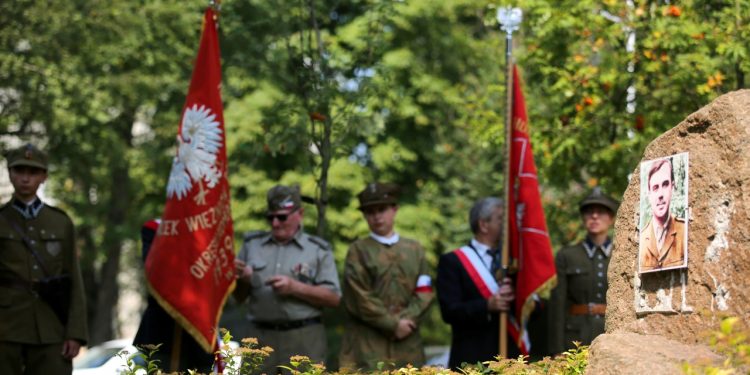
(583, 237), (612, 259)
(263, 228), (305, 249)
(11, 196), (44, 219)
(369, 232), (400, 246)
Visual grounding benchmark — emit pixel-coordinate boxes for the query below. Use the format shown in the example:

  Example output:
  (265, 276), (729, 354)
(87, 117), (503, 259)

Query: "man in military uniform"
(0, 144), (88, 374)
(639, 159), (686, 272)
(548, 187), (618, 355)
(436, 197), (517, 369)
(339, 182), (434, 370)
(233, 185), (340, 374)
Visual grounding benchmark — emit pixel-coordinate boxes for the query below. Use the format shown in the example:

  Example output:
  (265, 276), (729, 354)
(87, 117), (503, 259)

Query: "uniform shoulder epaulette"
(307, 234), (332, 251)
(243, 230), (268, 242)
(43, 204), (72, 219)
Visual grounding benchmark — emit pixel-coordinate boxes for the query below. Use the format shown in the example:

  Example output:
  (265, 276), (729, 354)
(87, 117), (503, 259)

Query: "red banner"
(145, 7), (235, 353)
(507, 65), (557, 354)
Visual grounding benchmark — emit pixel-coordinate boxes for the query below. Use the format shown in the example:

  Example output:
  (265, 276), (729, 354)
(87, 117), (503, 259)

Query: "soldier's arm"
(400, 249), (434, 322)
(64, 216), (88, 346)
(436, 253), (490, 324)
(342, 244), (400, 335)
(547, 250), (568, 355)
(233, 243), (252, 303)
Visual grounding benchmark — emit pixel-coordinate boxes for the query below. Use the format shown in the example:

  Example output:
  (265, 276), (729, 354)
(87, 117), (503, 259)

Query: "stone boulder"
(586, 333), (722, 375)
(606, 89), (750, 342)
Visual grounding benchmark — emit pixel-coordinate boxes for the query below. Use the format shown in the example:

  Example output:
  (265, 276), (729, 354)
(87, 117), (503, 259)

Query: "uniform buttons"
(28, 226), (34, 231)
(597, 255), (603, 260)
(597, 282), (603, 287)
(597, 272), (603, 277)
(597, 263), (604, 268)
(596, 293), (602, 299)
(575, 268), (581, 274)
(30, 240), (36, 245)
(33, 265), (38, 270)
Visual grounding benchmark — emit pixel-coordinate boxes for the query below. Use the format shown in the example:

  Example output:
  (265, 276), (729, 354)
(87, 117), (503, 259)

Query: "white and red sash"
(453, 246), (530, 354)
(453, 246), (499, 299)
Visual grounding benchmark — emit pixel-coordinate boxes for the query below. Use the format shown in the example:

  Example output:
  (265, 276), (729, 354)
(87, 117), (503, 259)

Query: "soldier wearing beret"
(339, 183), (434, 370)
(0, 144), (88, 374)
(233, 185), (341, 374)
(548, 187), (618, 355)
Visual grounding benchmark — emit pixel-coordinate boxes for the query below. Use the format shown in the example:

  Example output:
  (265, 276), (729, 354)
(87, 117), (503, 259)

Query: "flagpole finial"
(497, 7), (523, 36)
(208, 0), (221, 12)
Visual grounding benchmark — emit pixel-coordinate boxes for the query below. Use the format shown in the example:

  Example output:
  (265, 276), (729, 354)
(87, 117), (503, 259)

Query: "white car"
(73, 338), (240, 375)
(73, 339), (147, 375)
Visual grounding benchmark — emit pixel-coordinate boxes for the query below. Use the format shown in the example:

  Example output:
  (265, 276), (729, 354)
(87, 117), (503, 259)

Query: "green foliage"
(683, 316), (750, 374)
(119, 343), (162, 375)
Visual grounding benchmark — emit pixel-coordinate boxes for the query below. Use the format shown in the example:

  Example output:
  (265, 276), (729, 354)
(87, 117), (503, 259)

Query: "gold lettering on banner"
(158, 220), (180, 236)
(514, 117), (528, 135)
(188, 187), (236, 284)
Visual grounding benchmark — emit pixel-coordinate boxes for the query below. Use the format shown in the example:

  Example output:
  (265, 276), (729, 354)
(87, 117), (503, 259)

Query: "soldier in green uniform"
(0, 144), (88, 374)
(548, 187), (618, 355)
(339, 182), (434, 370)
(233, 185), (341, 374)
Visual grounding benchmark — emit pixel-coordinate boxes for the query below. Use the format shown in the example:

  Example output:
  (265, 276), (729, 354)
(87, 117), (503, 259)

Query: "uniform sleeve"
(548, 249), (567, 355)
(314, 247), (341, 295)
(64, 218), (88, 344)
(400, 248), (434, 322)
(436, 253), (489, 324)
(341, 244), (399, 335)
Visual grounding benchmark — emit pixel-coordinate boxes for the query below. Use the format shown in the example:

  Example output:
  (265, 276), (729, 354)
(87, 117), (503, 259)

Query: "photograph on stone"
(638, 152), (689, 273)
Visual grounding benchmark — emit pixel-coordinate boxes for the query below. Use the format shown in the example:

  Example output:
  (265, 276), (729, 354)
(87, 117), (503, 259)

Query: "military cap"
(267, 184), (301, 212)
(579, 187), (619, 214)
(358, 182), (400, 210)
(6, 143), (48, 171)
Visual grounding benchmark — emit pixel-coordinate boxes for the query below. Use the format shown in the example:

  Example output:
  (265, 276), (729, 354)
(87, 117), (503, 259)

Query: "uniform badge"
(46, 241), (62, 257)
(292, 262), (314, 283)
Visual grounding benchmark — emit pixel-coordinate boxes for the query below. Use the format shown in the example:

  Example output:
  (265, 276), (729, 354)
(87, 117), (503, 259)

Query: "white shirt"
(369, 232), (400, 246)
(470, 238), (495, 271)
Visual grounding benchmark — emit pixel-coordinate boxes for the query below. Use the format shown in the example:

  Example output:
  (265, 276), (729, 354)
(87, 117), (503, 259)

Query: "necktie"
(488, 248), (502, 276)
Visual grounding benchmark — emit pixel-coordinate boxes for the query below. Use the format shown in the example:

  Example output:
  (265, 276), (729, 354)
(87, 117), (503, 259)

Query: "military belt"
(569, 303), (606, 316)
(253, 317), (322, 331)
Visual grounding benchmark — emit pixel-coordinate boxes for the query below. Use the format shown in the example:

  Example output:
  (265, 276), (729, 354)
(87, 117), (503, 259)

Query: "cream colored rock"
(606, 90), (750, 343)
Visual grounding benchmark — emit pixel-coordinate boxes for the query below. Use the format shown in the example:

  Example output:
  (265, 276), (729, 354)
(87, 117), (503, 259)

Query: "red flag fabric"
(507, 65), (557, 354)
(145, 7), (235, 353)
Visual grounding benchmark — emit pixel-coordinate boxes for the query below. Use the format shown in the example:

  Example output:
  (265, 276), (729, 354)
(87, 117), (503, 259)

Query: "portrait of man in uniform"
(638, 153), (689, 273)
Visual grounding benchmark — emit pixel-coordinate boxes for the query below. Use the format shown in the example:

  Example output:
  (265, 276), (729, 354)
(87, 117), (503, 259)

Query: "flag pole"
(497, 6), (522, 359)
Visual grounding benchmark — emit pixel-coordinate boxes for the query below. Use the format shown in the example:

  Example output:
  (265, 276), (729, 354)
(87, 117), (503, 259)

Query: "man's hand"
(488, 277), (515, 312)
(394, 318), (417, 340)
(266, 275), (299, 296)
(61, 339), (81, 360)
(235, 259), (253, 283)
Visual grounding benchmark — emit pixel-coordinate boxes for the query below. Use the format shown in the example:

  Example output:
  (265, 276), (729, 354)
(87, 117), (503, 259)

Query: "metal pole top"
(497, 7), (523, 36)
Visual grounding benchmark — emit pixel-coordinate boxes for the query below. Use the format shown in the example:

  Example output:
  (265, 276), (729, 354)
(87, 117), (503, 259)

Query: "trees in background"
(1, 0), (747, 345)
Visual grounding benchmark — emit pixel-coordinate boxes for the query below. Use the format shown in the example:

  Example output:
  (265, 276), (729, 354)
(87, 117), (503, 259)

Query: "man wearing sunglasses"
(233, 185), (341, 374)
(339, 182), (434, 370)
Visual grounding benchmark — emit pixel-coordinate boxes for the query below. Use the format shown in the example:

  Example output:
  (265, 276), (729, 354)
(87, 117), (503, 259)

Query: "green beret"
(6, 143), (48, 171)
(579, 187), (619, 214)
(267, 185), (301, 212)
(358, 182), (400, 210)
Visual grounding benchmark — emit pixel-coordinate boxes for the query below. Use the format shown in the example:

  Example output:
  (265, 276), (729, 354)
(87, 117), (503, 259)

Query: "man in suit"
(0, 144), (88, 374)
(639, 158), (686, 272)
(436, 197), (516, 369)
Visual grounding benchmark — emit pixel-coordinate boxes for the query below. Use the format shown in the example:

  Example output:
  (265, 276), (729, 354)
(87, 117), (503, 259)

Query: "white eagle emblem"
(166, 104), (223, 202)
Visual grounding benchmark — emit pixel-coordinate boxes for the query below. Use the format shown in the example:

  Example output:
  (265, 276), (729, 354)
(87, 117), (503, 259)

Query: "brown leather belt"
(569, 303), (606, 316)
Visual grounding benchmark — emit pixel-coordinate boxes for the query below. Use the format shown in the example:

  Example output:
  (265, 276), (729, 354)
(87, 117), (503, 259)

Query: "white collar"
(470, 238), (493, 256)
(370, 232), (400, 246)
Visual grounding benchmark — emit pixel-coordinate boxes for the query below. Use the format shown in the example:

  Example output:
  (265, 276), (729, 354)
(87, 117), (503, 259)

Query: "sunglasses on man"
(266, 207), (299, 222)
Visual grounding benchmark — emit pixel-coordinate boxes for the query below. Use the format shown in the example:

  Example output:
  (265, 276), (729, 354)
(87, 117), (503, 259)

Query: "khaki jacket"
(339, 237), (434, 370)
(0, 201), (88, 345)
(639, 214), (686, 272)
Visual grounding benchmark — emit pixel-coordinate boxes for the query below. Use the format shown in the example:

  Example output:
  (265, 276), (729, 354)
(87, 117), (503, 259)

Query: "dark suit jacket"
(436, 251), (522, 369)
